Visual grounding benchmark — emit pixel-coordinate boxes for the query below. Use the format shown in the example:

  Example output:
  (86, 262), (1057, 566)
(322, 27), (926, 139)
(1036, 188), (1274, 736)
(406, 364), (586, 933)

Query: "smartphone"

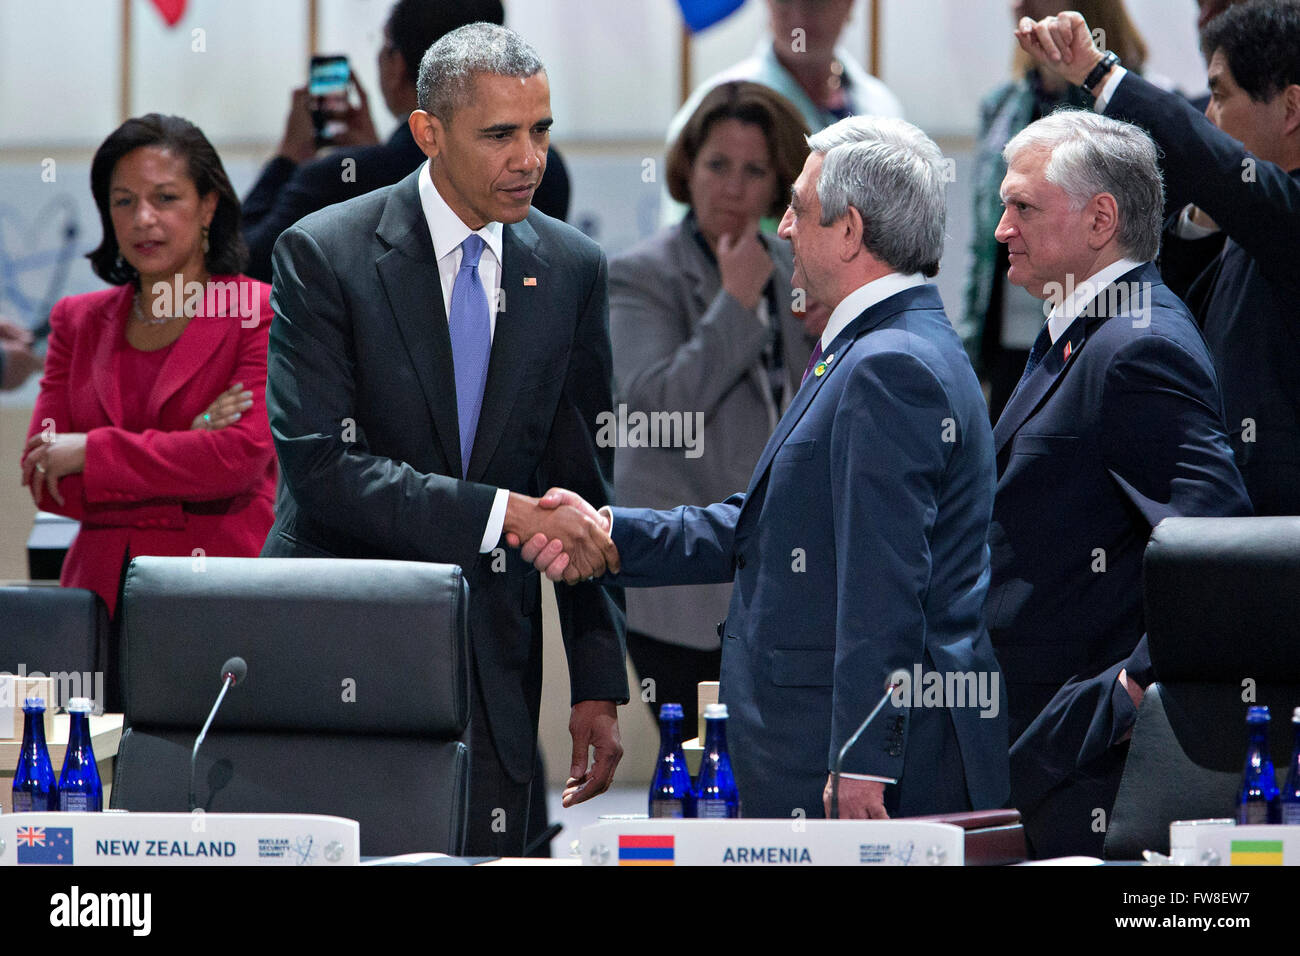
(309, 54), (351, 147)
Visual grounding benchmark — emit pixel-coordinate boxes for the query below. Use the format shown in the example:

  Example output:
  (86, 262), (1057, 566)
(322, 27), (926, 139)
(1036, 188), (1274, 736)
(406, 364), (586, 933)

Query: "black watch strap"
(1081, 50), (1120, 95)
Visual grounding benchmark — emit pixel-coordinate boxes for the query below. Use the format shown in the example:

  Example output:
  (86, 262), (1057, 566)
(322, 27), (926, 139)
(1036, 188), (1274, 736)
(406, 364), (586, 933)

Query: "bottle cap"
(704, 703), (728, 719)
(658, 703), (683, 720)
(22, 697), (46, 712)
(67, 697), (93, 714)
(1247, 705), (1271, 723)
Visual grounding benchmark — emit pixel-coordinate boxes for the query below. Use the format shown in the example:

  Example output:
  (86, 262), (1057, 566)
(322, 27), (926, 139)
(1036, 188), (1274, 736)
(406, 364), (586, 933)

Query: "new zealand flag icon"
(16, 826), (74, 865)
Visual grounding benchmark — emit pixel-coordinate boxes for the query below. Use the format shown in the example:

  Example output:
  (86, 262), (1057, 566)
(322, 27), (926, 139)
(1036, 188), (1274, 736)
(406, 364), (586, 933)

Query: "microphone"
(830, 669), (909, 820)
(189, 657), (247, 812)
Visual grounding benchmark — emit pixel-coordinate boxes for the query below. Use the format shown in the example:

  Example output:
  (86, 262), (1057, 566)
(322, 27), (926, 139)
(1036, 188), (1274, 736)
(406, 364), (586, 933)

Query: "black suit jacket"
(1106, 72), (1300, 516)
(260, 168), (626, 781)
(242, 123), (572, 283)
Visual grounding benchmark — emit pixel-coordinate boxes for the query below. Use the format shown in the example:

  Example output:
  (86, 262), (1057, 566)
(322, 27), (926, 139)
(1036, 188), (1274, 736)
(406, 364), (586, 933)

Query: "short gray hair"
(1002, 110), (1163, 262)
(806, 116), (947, 277)
(416, 22), (544, 121)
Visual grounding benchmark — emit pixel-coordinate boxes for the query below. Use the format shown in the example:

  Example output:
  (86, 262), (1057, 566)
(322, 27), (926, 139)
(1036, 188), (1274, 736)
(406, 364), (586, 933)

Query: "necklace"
(132, 292), (184, 326)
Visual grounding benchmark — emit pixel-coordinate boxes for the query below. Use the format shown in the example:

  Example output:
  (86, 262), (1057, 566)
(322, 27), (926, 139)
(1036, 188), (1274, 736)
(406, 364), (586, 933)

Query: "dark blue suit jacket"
(988, 263), (1251, 852)
(609, 284), (1009, 819)
(1106, 72), (1300, 516)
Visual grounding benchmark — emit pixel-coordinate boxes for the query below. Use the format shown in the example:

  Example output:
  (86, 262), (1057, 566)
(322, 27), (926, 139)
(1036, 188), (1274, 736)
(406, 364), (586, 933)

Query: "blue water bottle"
(696, 703), (740, 818)
(1281, 708), (1300, 825)
(58, 697), (103, 812)
(1239, 705), (1280, 824)
(12, 698), (58, 812)
(649, 703), (695, 818)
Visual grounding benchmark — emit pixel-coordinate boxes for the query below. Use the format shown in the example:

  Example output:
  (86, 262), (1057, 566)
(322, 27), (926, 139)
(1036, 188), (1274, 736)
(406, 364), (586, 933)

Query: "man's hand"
(276, 85), (317, 163)
(330, 75), (380, 148)
(1013, 11), (1106, 88)
(1, 319), (42, 390)
(21, 431), (86, 507)
(503, 489), (619, 584)
(823, 775), (889, 820)
(563, 700), (622, 807)
(1116, 667), (1146, 743)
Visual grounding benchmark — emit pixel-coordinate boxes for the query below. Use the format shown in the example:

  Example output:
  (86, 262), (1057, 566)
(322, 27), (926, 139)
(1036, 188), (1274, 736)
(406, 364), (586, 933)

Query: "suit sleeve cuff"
(840, 772), (897, 784)
(1174, 204), (1221, 239)
(480, 487), (509, 553)
(1093, 65), (1128, 113)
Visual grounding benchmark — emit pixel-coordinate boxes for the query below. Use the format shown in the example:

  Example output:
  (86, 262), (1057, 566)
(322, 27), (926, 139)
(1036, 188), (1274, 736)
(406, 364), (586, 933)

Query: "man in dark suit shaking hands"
(262, 23), (626, 856)
(519, 117), (1010, 822)
(987, 109), (1252, 857)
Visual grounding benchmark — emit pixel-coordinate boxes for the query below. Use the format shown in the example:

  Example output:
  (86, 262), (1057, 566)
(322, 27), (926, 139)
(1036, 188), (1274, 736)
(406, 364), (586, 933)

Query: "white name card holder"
(1170, 820), (1300, 866)
(580, 818), (965, 866)
(0, 812), (360, 866)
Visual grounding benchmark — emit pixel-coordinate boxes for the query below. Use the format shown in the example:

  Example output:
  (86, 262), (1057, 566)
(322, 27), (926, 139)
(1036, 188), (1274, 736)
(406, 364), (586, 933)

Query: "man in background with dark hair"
(241, 0), (571, 283)
(1016, 1), (1300, 516)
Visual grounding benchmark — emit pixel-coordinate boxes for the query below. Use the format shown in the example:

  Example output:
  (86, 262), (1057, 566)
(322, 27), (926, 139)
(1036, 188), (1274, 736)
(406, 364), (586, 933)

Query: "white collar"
(820, 272), (927, 351)
(417, 159), (504, 266)
(1045, 257), (1145, 343)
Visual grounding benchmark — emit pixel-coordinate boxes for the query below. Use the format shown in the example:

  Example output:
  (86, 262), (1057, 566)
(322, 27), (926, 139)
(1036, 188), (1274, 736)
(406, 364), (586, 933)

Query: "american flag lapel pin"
(523, 276), (537, 286)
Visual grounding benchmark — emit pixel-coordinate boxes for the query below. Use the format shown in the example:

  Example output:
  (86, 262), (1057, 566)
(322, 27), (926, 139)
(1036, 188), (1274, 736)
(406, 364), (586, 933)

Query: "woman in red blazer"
(20, 114), (276, 620)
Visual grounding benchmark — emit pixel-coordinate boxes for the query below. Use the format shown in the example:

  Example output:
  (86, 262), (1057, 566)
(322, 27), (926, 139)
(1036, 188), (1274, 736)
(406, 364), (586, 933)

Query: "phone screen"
(309, 55), (350, 145)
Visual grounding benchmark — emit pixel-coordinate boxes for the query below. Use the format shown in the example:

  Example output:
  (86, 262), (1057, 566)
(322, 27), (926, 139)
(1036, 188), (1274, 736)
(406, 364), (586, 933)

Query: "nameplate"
(1171, 820), (1300, 866)
(1, 812), (359, 866)
(579, 818), (965, 866)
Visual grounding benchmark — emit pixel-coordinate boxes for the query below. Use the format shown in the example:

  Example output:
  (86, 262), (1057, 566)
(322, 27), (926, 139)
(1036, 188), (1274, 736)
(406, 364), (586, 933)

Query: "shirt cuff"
(599, 505), (613, 535)
(839, 772), (897, 784)
(1092, 65), (1128, 113)
(480, 487), (509, 553)
(1174, 204), (1221, 239)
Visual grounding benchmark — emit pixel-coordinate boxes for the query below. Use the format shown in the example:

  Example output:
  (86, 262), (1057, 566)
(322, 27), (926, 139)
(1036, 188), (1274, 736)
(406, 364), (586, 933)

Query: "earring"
(201, 225), (210, 255)
(115, 254), (125, 271)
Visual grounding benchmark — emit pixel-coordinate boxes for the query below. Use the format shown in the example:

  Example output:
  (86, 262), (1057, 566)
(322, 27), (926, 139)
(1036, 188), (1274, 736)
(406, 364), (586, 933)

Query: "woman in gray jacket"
(611, 81), (822, 735)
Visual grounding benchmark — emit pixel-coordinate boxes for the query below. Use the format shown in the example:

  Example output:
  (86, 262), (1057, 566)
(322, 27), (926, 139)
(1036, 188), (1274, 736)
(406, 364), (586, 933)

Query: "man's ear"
(409, 109), (443, 160)
(1087, 192), (1120, 251)
(840, 205), (865, 261)
(1282, 83), (1300, 138)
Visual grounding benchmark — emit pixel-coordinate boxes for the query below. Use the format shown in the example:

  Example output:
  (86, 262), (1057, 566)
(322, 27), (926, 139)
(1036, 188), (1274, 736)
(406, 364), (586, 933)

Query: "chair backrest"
(110, 556), (471, 857)
(0, 585), (108, 710)
(1105, 517), (1300, 859)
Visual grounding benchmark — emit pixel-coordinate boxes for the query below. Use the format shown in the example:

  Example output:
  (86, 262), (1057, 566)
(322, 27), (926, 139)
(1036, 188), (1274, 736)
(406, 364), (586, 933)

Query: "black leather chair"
(110, 556), (471, 857)
(0, 585), (109, 710)
(1104, 516), (1300, 859)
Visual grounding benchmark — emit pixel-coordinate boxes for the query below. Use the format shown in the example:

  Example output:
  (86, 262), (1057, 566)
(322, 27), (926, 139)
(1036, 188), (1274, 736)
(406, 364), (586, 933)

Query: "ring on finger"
(34, 462), (46, 474)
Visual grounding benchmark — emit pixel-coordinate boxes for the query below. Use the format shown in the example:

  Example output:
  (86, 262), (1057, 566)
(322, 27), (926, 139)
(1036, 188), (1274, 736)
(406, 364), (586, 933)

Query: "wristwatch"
(1081, 50), (1120, 96)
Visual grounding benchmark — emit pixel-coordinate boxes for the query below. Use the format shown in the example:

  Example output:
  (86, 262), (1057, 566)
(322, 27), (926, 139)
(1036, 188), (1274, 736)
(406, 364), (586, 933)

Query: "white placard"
(1171, 821), (1300, 866)
(579, 818), (965, 866)
(1, 812), (360, 866)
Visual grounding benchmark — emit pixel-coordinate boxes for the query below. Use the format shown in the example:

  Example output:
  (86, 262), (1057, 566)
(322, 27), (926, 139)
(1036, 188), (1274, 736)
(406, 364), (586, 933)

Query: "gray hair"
(1002, 110), (1164, 262)
(805, 116), (947, 277)
(416, 22), (544, 121)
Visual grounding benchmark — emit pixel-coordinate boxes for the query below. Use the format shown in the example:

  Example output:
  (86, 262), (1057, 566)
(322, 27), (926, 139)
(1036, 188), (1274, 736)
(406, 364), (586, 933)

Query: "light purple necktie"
(448, 234), (491, 477)
(801, 340), (824, 386)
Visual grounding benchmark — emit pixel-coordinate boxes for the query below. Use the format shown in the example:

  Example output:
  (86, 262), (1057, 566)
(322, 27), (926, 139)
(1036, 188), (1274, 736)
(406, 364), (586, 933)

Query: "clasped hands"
(503, 488), (619, 584)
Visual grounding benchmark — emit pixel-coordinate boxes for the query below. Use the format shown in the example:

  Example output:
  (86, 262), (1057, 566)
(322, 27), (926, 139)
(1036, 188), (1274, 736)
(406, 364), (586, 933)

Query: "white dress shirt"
(1044, 257), (1144, 344)
(818, 272), (927, 353)
(417, 160), (509, 552)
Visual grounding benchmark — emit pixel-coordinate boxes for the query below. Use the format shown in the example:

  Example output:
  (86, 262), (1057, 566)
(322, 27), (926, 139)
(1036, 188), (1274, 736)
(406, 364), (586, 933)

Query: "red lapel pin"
(1063, 341), (1073, 361)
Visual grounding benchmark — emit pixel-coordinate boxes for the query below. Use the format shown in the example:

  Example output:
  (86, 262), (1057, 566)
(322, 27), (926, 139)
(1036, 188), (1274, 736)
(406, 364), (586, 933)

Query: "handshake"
(503, 488), (620, 584)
